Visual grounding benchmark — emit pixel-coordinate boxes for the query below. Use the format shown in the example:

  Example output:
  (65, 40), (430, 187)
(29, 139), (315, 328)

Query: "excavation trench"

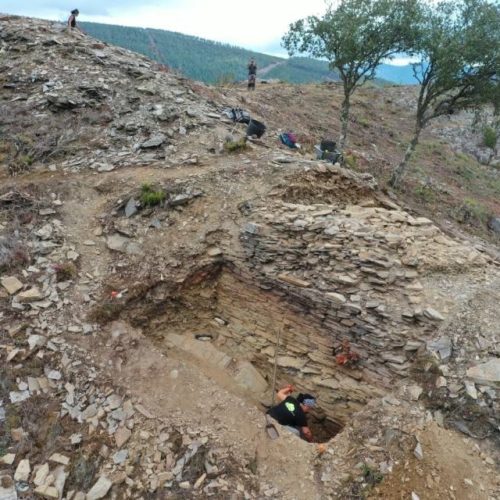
(132, 263), (390, 443)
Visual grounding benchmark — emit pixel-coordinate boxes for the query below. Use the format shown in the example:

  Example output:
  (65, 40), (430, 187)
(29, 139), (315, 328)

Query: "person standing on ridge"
(267, 384), (316, 442)
(67, 9), (79, 30)
(247, 58), (257, 90)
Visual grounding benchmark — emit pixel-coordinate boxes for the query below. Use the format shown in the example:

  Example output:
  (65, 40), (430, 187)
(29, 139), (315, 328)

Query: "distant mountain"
(80, 21), (416, 86)
(376, 64), (418, 85)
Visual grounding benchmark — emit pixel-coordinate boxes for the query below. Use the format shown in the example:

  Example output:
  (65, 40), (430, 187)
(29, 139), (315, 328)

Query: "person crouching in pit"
(267, 384), (316, 442)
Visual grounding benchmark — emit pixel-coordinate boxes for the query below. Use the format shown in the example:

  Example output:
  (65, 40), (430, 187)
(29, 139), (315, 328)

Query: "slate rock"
(96, 163), (115, 173)
(114, 427), (131, 448)
(427, 336), (452, 361)
(423, 308), (445, 321)
(34, 484), (59, 499)
(1, 276), (23, 295)
(124, 198), (138, 218)
(487, 216), (500, 233)
(113, 449), (128, 465)
(86, 476), (112, 500)
(17, 287), (43, 303)
(34, 463), (50, 486)
(407, 385), (423, 401)
(170, 194), (192, 206)
(466, 359), (500, 387)
(14, 459), (30, 482)
(106, 234), (143, 256)
(141, 134), (166, 149)
(233, 360), (267, 394)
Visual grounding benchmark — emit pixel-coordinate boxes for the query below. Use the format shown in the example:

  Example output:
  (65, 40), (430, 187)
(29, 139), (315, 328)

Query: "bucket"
(321, 139), (337, 151)
(246, 119), (266, 138)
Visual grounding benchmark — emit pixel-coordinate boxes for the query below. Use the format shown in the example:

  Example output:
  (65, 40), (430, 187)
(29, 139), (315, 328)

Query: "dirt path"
(258, 61), (286, 77)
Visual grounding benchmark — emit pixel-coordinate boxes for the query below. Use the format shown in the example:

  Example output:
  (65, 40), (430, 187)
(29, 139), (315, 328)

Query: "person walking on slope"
(67, 9), (79, 30)
(247, 58), (257, 90)
(267, 384), (316, 442)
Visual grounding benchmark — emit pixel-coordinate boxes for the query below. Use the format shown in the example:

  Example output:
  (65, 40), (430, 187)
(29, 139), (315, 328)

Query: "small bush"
(19, 154), (34, 167)
(343, 153), (357, 169)
(483, 126), (497, 149)
(53, 262), (78, 282)
(361, 463), (383, 485)
(456, 198), (489, 225)
(88, 301), (123, 324)
(414, 184), (436, 202)
(357, 116), (370, 129)
(455, 163), (475, 182)
(140, 183), (165, 207)
(224, 137), (247, 153)
(0, 236), (30, 271)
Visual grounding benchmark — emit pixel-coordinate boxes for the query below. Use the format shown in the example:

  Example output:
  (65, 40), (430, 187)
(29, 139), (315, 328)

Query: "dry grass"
(53, 261), (78, 282)
(0, 235), (30, 271)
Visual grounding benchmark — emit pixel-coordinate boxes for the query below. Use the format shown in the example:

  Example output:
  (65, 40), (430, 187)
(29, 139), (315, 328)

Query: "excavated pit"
(130, 262), (392, 443)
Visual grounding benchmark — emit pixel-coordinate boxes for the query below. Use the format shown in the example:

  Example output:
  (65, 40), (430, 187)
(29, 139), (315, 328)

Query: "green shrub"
(414, 184), (436, 202)
(343, 153), (357, 169)
(456, 198), (489, 225)
(483, 126), (497, 149)
(455, 164), (475, 181)
(357, 116), (370, 129)
(361, 463), (383, 485)
(140, 183), (165, 207)
(224, 137), (247, 153)
(20, 154), (34, 166)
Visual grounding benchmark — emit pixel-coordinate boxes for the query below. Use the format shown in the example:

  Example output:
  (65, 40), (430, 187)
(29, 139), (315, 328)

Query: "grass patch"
(455, 198), (490, 226)
(224, 137), (247, 153)
(88, 301), (123, 324)
(361, 463), (384, 486)
(482, 126), (497, 150)
(486, 177), (500, 195)
(455, 164), (475, 182)
(343, 153), (358, 169)
(0, 235), (30, 272)
(414, 184), (436, 203)
(139, 183), (166, 207)
(357, 116), (370, 129)
(53, 261), (78, 282)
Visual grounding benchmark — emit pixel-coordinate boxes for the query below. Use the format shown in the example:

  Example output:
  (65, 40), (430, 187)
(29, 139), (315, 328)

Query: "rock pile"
(0, 16), (233, 174)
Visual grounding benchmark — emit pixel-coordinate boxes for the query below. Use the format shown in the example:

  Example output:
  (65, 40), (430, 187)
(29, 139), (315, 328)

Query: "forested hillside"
(81, 22), (281, 83)
(81, 21), (408, 85)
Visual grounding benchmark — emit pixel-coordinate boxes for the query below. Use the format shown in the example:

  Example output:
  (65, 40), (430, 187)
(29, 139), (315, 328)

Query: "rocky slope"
(0, 14), (499, 500)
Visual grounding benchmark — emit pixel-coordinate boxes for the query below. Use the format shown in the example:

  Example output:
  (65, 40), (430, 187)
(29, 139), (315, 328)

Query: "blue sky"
(0, 0), (414, 63)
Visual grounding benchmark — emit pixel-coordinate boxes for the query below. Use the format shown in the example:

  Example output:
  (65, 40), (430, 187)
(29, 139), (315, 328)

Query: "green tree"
(390, 0), (500, 188)
(282, 0), (419, 150)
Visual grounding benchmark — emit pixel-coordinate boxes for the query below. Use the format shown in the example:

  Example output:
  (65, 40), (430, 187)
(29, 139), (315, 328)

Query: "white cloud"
(385, 56), (420, 66)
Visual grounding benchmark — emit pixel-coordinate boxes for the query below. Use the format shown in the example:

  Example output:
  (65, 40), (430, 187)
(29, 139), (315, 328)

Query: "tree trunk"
(339, 94), (351, 151)
(389, 125), (422, 189)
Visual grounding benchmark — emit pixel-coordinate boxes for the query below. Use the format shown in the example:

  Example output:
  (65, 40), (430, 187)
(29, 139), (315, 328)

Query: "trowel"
(265, 414), (279, 440)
